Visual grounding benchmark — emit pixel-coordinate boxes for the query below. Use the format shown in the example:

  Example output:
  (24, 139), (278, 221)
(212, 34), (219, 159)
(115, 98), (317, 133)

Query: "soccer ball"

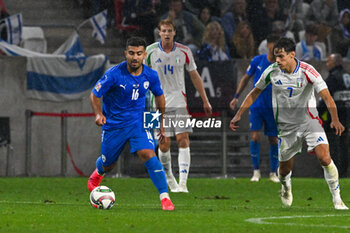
(89, 186), (115, 210)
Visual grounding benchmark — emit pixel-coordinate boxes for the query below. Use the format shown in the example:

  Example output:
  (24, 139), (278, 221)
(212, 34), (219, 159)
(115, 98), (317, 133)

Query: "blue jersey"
(92, 61), (163, 130)
(246, 54), (273, 109)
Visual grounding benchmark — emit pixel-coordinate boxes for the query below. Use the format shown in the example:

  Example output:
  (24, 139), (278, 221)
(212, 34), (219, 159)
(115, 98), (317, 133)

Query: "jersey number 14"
(164, 64), (174, 75)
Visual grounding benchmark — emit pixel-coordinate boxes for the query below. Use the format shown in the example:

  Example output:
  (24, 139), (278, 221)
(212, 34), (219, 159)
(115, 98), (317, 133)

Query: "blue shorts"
(100, 123), (155, 167)
(249, 107), (278, 136)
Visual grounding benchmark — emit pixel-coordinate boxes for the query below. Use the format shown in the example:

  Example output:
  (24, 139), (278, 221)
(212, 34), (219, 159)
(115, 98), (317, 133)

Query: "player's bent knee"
(159, 142), (170, 152)
(177, 139), (189, 148)
(250, 131), (260, 142)
(314, 144), (331, 166)
(137, 149), (156, 162)
(176, 133), (190, 148)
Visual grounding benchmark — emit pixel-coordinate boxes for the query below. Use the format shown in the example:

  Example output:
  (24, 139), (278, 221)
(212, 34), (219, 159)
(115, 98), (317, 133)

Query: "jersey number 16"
(131, 89), (139, 100)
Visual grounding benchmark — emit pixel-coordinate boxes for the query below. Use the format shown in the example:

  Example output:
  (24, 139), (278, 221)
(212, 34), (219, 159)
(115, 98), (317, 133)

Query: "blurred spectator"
(197, 21), (230, 61)
(76, 0), (115, 27)
(122, 0), (157, 43)
(305, 0), (338, 27)
(337, 0), (350, 12)
(198, 6), (221, 26)
(258, 20), (295, 54)
(285, 0), (309, 38)
(222, 0), (248, 24)
(0, 0), (9, 41)
(248, 0), (287, 46)
(152, 0), (171, 17)
(183, 0), (221, 17)
(230, 21), (256, 59)
(220, 0), (249, 48)
(329, 9), (350, 58)
(295, 23), (326, 61)
(277, 0), (291, 19)
(159, 0), (205, 53)
(318, 53), (350, 177)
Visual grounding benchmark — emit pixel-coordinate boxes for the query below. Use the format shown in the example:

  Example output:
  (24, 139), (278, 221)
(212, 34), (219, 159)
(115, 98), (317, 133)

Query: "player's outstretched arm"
(90, 92), (106, 126)
(188, 70), (213, 116)
(318, 89), (345, 136)
(154, 94), (166, 143)
(230, 73), (251, 110)
(230, 87), (262, 131)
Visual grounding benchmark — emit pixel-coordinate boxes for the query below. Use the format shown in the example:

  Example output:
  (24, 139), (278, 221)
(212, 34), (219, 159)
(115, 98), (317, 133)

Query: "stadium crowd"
(77, 0), (350, 61)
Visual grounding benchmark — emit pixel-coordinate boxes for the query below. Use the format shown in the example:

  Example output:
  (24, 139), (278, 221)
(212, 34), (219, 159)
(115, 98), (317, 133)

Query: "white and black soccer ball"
(89, 186), (115, 210)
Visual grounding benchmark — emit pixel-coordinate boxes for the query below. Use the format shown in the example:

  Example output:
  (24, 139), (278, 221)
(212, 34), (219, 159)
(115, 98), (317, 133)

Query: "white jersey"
(255, 59), (328, 131)
(145, 42), (197, 109)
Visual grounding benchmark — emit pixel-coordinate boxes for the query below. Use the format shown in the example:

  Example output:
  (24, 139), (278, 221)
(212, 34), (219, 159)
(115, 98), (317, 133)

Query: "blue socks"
(96, 157), (105, 175)
(144, 156), (168, 194)
(250, 141), (260, 170)
(269, 144), (279, 172)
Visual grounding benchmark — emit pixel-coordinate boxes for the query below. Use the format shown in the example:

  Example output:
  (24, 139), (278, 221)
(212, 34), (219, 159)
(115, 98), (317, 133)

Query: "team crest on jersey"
(176, 56), (181, 64)
(144, 81), (149, 89)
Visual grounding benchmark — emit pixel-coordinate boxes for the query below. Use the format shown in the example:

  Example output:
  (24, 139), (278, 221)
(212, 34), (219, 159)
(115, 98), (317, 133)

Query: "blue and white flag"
(0, 38), (108, 101)
(89, 10), (107, 44)
(2, 13), (23, 45)
(54, 31), (87, 69)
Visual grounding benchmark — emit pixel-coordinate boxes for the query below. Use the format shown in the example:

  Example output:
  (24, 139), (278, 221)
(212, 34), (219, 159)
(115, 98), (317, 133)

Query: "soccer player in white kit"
(146, 18), (212, 193)
(230, 38), (348, 210)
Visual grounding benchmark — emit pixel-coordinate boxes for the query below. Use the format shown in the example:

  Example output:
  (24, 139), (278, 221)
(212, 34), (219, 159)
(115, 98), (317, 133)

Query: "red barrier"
(32, 112), (94, 117)
(29, 111), (94, 177)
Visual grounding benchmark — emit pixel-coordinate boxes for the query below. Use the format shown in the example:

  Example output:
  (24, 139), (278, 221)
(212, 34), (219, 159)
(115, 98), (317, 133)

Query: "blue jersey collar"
(158, 41), (176, 52)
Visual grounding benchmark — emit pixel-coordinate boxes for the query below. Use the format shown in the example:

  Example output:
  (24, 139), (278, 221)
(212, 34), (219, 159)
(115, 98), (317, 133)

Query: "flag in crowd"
(0, 13), (23, 45)
(89, 10), (107, 44)
(0, 31), (108, 102)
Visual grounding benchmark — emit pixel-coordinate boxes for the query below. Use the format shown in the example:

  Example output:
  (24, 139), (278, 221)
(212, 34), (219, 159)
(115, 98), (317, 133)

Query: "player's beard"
(128, 60), (142, 72)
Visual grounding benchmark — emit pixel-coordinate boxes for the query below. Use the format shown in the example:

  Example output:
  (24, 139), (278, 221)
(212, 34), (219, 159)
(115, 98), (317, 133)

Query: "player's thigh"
(129, 125), (155, 154)
(278, 129), (303, 162)
(163, 110), (176, 137)
(249, 108), (263, 131)
(172, 108), (193, 136)
(101, 129), (129, 167)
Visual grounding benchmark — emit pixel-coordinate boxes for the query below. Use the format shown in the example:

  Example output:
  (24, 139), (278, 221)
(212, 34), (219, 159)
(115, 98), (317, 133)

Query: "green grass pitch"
(0, 177), (349, 233)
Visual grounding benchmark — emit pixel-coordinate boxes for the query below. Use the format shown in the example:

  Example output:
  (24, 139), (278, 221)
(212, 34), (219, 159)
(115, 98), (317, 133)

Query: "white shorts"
(160, 108), (193, 137)
(278, 118), (328, 162)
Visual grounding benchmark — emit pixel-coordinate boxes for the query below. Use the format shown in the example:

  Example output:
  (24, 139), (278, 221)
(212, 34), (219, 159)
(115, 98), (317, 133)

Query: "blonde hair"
(232, 21), (255, 59)
(202, 21), (226, 50)
(158, 18), (176, 31)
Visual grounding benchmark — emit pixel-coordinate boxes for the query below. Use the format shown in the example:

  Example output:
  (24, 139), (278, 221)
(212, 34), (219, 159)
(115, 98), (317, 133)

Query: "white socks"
(278, 168), (292, 191)
(179, 147), (190, 186)
(159, 192), (170, 201)
(158, 147), (191, 186)
(158, 148), (174, 178)
(322, 160), (340, 199)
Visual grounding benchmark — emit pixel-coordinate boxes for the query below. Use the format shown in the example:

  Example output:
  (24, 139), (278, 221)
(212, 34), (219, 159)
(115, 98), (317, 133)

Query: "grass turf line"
(0, 177), (349, 233)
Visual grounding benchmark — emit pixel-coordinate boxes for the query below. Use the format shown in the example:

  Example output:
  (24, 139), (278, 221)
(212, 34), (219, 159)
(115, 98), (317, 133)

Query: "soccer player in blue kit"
(87, 37), (174, 211)
(229, 34), (280, 182)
